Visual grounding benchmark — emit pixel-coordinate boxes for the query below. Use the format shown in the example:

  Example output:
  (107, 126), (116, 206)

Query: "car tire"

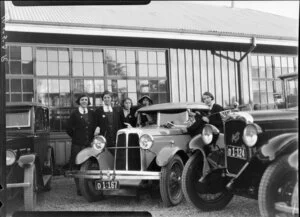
(160, 154), (184, 207)
(182, 151), (233, 211)
(24, 164), (37, 211)
(79, 159), (104, 202)
(258, 155), (297, 217)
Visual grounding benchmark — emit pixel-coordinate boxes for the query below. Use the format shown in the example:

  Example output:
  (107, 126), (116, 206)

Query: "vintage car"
(68, 102), (209, 206)
(5, 102), (54, 211)
(182, 73), (298, 216)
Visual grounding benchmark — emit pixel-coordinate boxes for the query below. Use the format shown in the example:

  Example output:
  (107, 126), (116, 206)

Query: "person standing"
(120, 97), (136, 129)
(94, 90), (121, 149)
(66, 93), (96, 196)
(202, 91), (224, 132)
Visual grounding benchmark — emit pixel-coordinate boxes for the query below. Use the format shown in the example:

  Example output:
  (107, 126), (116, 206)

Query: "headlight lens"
(6, 150), (16, 166)
(139, 134), (154, 150)
(92, 136), (106, 151)
(243, 125), (258, 147)
(202, 125), (213, 145)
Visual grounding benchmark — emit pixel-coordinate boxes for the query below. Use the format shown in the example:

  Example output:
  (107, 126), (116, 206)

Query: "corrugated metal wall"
(169, 48), (252, 107)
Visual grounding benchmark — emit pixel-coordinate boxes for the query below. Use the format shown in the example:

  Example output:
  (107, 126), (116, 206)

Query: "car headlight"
(139, 134), (154, 150)
(243, 124), (258, 147)
(202, 124), (219, 145)
(92, 136), (106, 151)
(6, 150), (16, 166)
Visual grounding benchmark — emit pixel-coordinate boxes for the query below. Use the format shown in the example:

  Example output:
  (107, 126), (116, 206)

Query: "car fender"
(75, 147), (102, 165)
(156, 146), (183, 167)
(18, 154), (36, 168)
(258, 133), (298, 161)
(189, 134), (225, 150)
(288, 150), (298, 170)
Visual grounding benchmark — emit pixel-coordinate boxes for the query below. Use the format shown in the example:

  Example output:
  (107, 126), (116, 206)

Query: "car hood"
(118, 125), (184, 137)
(249, 109), (298, 123)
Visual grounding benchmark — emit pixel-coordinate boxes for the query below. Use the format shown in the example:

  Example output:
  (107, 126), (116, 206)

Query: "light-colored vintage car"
(69, 102), (209, 206)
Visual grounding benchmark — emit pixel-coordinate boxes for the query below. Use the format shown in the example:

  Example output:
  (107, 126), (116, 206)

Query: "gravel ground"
(7, 175), (261, 217)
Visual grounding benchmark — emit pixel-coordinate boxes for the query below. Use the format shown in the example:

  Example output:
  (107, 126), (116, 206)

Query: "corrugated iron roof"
(5, 1), (299, 40)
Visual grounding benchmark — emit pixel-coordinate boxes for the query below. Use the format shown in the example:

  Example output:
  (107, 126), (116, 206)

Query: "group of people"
(66, 90), (223, 195)
(66, 90), (153, 195)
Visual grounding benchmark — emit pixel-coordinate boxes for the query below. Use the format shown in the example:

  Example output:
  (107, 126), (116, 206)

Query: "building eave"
(5, 22), (298, 47)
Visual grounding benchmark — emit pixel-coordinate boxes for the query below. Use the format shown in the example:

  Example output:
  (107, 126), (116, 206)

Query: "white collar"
(79, 107), (88, 114)
(103, 105), (113, 112)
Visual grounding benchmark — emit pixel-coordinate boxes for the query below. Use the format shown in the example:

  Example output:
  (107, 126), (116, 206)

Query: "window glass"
(11, 79), (21, 92)
(117, 80), (127, 92)
(10, 46), (21, 60)
(83, 62), (94, 76)
(148, 51), (157, 64)
(48, 49), (58, 61)
(251, 55), (258, 66)
(83, 50), (93, 62)
(94, 63), (104, 76)
(258, 56), (265, 67)
(36, 48), (47, 61)
(157, 52), (166, 64)
(73, 50), (83, 62)
(37, 79), (48, 93)
(139, 64), (148, 77)
(138, 51), (147, 64)
(149, 80), (158, 92)
(73, 79), (84, 93)
(106, 50), (116, 62)
(59, 49), (69, 62)
(158, 65), (167, 77)
(117, 50), (126, 63)
(22, 61), (33, 75)
(158, 80), (167, 92)
(73, 62), (83, 76)
(126, 50), (135, 63)
(23, 94), (33, 102)
(59, 62), (69, 76)
(140, 80), (149, 93)
(36, 62), (47, 76)
(10, 61), (21, 74)
(84, 80), (94, 93)
(252, 67), (259, 78)
(94, 50), (103, 63)
(21, 47), (32, 61)
(48, 79), (59, 93)
(127, 80), (137, 92)
(60, 80), (70, 93)
(48, 62), (59, 76)
(23, 79), (33, 92)
(127, 63), (136, 76)
(95, 80), (104, 93)
(148, 65), (158, 77)
(11, 94), (22, 102)
(6, 79), (10, 92)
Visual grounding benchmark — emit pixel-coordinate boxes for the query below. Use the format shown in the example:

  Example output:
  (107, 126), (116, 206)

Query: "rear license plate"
(95, 180), (119, 190)
(227, 145), (246, 160)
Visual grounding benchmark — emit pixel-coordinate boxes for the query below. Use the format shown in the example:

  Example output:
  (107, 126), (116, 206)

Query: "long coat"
(66, 108), (97, 169)
(95, 106), (122, 146)
(119, 109), (137, 129)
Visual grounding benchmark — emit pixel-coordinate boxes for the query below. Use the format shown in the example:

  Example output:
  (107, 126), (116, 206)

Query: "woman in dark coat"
(201, 91), (224, 132)
(119, 97), (136, 128)
(94, 90), (121, 149)
(136, 95), (153, 127)
(66, 93), (97, 195)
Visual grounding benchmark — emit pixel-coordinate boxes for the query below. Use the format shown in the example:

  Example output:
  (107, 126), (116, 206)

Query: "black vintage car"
(5, 102), (55, 211)
(182, 73), (298, 217)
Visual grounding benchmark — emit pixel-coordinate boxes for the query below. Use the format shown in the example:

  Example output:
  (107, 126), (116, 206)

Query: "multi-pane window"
(251, 55), (298, 110)
(6, 46), (34, 102)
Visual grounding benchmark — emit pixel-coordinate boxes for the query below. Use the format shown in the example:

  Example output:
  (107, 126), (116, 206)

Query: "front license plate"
(227, 145), (246, 160)
(95, 180), (119, 190)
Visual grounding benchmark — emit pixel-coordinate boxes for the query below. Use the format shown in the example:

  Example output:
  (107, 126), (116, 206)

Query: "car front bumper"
(66, 170), (161, 180)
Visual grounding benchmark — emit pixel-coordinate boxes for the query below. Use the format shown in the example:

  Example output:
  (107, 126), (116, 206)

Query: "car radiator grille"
(115, 133), (141, 171)
(225, 120), (248, 175)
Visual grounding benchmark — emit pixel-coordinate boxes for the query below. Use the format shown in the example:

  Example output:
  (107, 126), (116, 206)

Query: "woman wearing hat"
(136, 95), (153, 127)
(66, 93), (97, 195)
(202, 91), (224, 132)
(94, 90), (122, 150)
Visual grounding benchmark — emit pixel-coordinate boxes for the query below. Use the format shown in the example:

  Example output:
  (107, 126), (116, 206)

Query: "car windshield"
(6, 110), (31, 128)
(159, 110), (187, 126)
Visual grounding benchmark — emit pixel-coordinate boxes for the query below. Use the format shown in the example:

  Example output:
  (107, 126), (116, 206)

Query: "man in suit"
(201, 92), (224, 133)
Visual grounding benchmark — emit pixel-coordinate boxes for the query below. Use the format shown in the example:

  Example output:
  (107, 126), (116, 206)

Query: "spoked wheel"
(24, 164), (37, 211)
(160, 155), (184, 207)
(182, 152), (233, 211)
(79, 159), (104, 202)
(259, 155), (298, 217)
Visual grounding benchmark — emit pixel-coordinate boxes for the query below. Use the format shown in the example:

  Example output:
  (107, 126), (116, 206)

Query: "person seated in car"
(186, 109), (206, 137)
(136, 95), (154, 127)
(201, 91), (224, 133)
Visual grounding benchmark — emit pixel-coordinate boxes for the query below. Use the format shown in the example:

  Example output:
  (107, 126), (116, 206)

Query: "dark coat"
(187, 114), (206, 137)
(95, 106), (122, 145)
(119, 109), (137, 129)
(66, 108), (97, 147)
(208, 103), (224, 132)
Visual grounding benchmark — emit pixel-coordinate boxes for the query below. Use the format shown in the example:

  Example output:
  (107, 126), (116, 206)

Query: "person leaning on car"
(94, 90), (122, 149)
(201, 91), (224, 132)
(185, 109), (206, 137)
(66, 93), (97, 195)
